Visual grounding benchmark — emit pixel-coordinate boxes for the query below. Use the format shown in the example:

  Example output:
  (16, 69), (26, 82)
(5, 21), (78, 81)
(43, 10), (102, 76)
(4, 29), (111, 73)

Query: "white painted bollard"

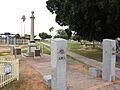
(7, 35), (9, 45)
(51, 38), (67, 90)
(14, 38), (16, 45)
(102, 39), (116, 81)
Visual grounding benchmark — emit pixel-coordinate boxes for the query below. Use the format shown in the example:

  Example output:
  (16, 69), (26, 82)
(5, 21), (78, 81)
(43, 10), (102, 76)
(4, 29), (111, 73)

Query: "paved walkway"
(41, 42), (120, 79)
(67, 51), (120, 79)
(21, 54), (120, 90)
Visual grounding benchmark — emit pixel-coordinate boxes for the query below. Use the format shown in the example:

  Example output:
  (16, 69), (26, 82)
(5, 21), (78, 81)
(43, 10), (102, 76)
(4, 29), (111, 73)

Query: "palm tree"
(49, 26), (54, 33)
(21, 15), (26, 36)
(49, 26), (54, 38)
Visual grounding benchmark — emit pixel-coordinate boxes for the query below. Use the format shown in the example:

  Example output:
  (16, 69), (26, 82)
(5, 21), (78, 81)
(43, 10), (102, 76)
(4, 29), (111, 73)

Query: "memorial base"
(27, 41), (37, 57)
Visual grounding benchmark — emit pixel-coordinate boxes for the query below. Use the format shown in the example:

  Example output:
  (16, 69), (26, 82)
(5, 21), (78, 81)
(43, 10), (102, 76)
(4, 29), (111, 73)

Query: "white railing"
(0, 58), (19, 88)
(40, 42), (51, 53)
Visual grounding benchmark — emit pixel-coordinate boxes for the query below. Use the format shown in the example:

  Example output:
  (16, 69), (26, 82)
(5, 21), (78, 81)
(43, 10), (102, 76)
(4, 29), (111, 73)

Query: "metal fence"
(0, 37), (29, 45)
(0, 58), (19, 88)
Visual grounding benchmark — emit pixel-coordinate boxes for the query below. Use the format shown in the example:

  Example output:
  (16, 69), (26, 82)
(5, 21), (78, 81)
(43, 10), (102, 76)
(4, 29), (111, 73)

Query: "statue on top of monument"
(31, 11), (34, 15)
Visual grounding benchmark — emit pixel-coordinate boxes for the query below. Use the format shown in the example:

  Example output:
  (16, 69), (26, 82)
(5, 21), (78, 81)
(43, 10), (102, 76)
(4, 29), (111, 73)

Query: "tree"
(21, 15), (26, 36)
(72, 34), (81, 42)
(49, 26), (54, 38)
(39, 32), (52, 40)
(46, 0), (120, 42)
(21, 15), (26, 22)
(54, 29), (69, 39)
(49, 26), (54, 33)
(15, 33), (21, 38)
(65, 28), (72, 39)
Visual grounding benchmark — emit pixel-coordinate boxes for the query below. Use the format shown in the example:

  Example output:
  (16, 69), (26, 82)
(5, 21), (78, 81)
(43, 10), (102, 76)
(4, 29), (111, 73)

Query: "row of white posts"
(0, 58), (19, 87)
(51, 38), (116, 90)
(0, 37), (28, 45)
(0, 38), (115, 89)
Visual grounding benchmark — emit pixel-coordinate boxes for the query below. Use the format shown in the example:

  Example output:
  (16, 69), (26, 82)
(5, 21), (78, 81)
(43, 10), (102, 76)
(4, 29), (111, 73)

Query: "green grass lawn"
(36, 42), (51, 55)
(38, 41), (120, 68)
(43, 47), (51, 55)
(41, 41), (102, 62)
(68, 41), (120, 68)
(0, 51), (10, 56)
(68, 42), (102, 62)
(21, 45), (28, 53)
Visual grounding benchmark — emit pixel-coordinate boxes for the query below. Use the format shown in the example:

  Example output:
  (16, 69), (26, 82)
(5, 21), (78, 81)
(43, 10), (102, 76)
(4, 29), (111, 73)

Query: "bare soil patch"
(1, 59), (50, 90)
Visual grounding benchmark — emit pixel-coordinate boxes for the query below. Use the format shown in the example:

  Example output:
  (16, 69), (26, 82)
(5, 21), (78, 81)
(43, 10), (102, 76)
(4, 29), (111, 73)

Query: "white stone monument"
(30, 11), (35, 42)
(28, 11), (37, 56)
(51, 38), (67, 90)
(102, 39), (116, 81)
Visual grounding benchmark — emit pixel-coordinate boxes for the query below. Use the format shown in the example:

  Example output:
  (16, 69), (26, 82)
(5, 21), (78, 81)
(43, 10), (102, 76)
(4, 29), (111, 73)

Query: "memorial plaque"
(5, 64), (12, 75)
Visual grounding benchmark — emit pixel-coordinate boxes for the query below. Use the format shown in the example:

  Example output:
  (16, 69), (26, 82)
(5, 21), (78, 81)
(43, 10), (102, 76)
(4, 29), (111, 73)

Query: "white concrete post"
(7, 35), (9, 45)
(14, 37), (16, 45)
(10, 45), (15, 55)
(51, 38), (67, 90)
(102, 39), (116, 81)
(16, 59), (19, 80)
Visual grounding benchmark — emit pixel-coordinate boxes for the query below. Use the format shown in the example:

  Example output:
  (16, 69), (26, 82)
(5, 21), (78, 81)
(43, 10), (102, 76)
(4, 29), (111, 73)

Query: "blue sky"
(0, 0), (66, 36)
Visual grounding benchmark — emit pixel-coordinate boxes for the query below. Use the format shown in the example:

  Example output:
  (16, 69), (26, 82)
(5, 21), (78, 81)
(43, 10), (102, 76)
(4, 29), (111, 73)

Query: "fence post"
(42, 44), (44, 54)
(16, 59), (19, 80)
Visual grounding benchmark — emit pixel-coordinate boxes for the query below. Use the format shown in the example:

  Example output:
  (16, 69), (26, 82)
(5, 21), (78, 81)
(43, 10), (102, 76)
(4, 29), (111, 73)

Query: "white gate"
(0, 58), (19, 87)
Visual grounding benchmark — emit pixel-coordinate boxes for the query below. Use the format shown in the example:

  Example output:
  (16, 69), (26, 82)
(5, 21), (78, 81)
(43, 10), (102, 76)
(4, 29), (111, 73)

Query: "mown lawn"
(20, 45), (28, 53)
(41, 41), (102, 62)
(38, 41), (120, 68)
(68, 42), (102, 62)
(68, 41), (120, 68)
(36, 42), (51, 55)
(0, 51), (10, 56)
